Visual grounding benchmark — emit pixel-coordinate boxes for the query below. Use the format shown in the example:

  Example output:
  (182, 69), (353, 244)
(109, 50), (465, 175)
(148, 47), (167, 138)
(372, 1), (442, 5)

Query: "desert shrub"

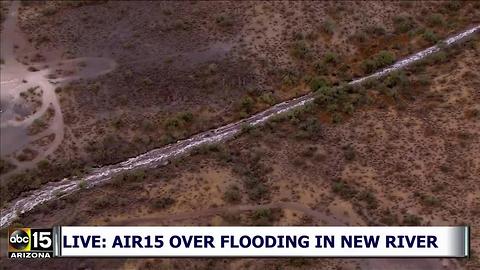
(259, 92), (276, 105)
(41, 6), (57, 16)
(314, 61), (328, 75)
(179, 112), (194, 123)
(428, 50), (447, 64)
(332, 112), (343, 124)
(422, 30), (438, 44)
(358, 191), (378, 209)
(215, 15), (233, 27)
(164, 112), (195, 131)
(393, 15), (416, 33)
(338, 64), (352, 81)
(93, 197), (111, 209)
(362, 51), (396, 74)
(112, 118), (124, 129)
(77, 180), (87, 189)
(403, 214), (422, 225)
(240, 96), (254, 113)
(416, 192), (441, 207)
(141, 119), (155, 132)
(314, 86), (335, 105)
(248, 184), (268, 201)
(31, 118), (48, 131)
(297, 117), (322, 140)
(365, 25), (386, 36)
(250, 208), (277, 226)
(244, 177), (268, 201)
(173, 21), (190, 31)
(361, 59), (377, 74)
(111, 171), (146, 187)
(341, 102), (355, 115)
(292, 31), (304, 41)
(375, 51), (396, 68)
(164, 118), (180, 129)
(0, 159), (16, 175)
(281, 69), (300, 86)
(443, 1), (461, 12)
(332, 180), (357, 199)
(160, 133), (176, 145)
(351, 31), (367, 43)
(309, 76), (329, 91)
(290, 40), (310, 60)
(380, 209), (398, 225)
(152, 197), (175, 209)
(321, 19), (335, 34)
(323, 52), (339, 65)
(305, 30), (318, 41)
(223, 185), (242, 203)
(301, 146), (317, 158)
(467, 109), (480, 119)
(427, 13), (445, 27)
(422, 195), (441, 207)
(384, 71), (409, 90)
(37, 160), (50, 171)
(342, 145), (356, 161)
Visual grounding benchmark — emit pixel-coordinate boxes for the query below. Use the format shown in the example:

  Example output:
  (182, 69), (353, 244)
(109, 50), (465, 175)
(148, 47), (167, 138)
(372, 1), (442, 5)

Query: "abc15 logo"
(8, 228), (53, 252)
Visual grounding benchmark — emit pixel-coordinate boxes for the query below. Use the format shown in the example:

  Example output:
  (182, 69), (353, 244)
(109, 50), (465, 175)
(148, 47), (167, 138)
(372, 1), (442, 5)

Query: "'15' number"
(32, 231), (52, 249)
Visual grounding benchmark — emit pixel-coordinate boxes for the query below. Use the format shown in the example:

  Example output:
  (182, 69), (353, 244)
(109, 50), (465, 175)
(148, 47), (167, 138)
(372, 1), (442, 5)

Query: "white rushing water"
(1, 25), (478, 228)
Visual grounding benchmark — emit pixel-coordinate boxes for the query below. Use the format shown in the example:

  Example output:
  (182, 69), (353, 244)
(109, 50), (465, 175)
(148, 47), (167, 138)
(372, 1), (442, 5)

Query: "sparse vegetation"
(223, 184), (242, 203)
(4, 4), (479, 269)
(393, 14), (416, 33)
(403, 214), (423, 226)
(332, 180), (357, 199)
(215, 15), (233, 28)
(290, 40), (310, 60)
(37, 160), (50, 171)
(152, 197), (175, 209)
(427, 13), (445, 27)
(342, 144), (356, 161)
(321, 18), (335, 35)
(422, 30), (438, 44)
(250, 208), (279, 226)
(309, 76), (329, 92)
(362, 51), (396, 74)
(0, 159), (16, 175)
(244, 177), (268, 201)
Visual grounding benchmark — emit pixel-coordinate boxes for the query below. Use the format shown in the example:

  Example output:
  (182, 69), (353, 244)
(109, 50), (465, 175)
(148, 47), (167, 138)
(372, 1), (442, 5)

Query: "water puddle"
(0, 1), (117, 172)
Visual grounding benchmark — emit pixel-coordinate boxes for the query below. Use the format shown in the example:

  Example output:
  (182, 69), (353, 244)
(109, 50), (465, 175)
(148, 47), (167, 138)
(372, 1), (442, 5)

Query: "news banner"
(8, 226), (469, 258)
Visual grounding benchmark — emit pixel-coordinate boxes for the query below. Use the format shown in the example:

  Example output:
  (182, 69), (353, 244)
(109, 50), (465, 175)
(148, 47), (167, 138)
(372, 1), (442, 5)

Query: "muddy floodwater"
(0, 1), (116, 173)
